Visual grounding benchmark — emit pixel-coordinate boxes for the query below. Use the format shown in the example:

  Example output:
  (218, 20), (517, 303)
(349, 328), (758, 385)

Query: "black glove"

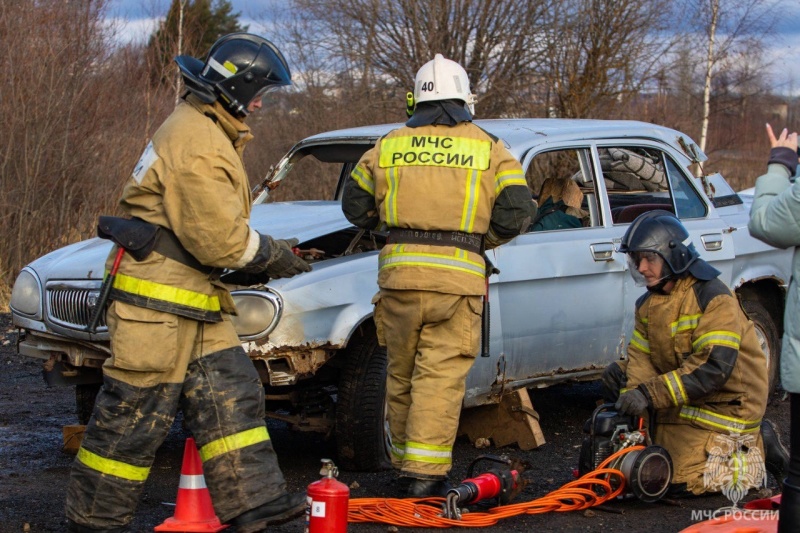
(768, 146), (799, 177)
(601, 362), (627, 403)
(264, 237), (312, 279)
(234, 235), (311, 280)
(614, 387), (649, 416)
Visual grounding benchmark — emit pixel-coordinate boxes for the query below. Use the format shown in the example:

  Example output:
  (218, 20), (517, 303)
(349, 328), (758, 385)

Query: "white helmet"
(413, 54), (477, 114)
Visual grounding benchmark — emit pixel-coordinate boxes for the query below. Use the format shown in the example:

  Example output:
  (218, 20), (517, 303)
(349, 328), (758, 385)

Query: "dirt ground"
(0, 312), (790, 533)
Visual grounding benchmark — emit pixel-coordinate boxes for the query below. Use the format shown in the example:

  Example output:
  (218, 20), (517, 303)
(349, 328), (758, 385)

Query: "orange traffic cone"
(155, 437), (228, 532)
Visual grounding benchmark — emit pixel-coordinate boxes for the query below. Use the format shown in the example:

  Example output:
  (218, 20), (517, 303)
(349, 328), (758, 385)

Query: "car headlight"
(230, 289), (283, 340)
(10, 268), (42, 319)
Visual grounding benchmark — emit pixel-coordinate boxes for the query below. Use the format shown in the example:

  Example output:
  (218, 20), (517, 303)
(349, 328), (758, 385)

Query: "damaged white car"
(11, 119), (793, 471)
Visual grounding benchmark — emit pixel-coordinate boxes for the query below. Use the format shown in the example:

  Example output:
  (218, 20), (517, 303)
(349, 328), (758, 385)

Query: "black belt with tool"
(387, 228), (483, 254)
(86, 216), (215, 333)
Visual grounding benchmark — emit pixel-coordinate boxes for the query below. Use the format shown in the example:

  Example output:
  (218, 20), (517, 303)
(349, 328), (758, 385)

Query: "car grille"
(47, 287), (107, 329)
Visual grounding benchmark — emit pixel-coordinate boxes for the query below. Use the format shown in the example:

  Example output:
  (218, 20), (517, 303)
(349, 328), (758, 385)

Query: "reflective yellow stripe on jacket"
(112, 272), (220, 312)
(77, 447), (150, 482)
(671, 314), (701, 336)
(630, 329), (650, 354)
(404, 441), (452, 465)
(199, 426), (271, 462)
(679, 405), (762, 434)
(351, 165), (375, 195)
(663, 370), (689, 406)
(379, 245), (485, 278)
(693, 331), (742, 351)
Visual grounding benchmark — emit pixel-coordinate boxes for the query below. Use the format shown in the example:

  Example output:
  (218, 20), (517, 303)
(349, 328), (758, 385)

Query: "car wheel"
(335, 323), (391, 472)
(741, 299), (780, 394)
(76, 383), (100, 425)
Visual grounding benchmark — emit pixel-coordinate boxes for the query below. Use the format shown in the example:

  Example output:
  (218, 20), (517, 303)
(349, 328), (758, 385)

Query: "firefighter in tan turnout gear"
(65, 34), (311, 533)
(600, 210), (788, 496)
(342, 54), (535, 497)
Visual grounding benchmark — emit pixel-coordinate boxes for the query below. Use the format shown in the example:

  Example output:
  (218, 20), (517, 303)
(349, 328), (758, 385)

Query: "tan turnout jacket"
(107, 94), (260, 320)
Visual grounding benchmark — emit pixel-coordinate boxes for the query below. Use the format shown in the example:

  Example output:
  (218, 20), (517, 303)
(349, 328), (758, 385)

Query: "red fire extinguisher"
(306, 458), (349, 533)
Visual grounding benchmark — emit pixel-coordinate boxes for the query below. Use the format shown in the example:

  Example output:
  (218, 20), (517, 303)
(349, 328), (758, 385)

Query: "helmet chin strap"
(646, 278), (671, 294)
(646, 266), (678, 294)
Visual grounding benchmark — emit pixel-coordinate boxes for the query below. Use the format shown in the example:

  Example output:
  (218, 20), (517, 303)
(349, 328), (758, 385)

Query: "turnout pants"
(66, 301), (287, 529)
(376, 288), (482, 479)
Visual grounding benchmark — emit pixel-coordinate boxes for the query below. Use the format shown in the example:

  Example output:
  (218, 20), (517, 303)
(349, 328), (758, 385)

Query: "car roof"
(298, 118), (704, 162)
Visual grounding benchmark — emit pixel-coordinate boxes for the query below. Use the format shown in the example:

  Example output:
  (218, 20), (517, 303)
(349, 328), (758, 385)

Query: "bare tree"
(687, 0), (777, 152)
(272, 0), (553, 119)
(539, 0), (677, 119)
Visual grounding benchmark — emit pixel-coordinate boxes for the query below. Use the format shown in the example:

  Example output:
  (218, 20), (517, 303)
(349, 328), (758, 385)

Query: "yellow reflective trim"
(199, 426), (270, 462)
(404, 441), (452, 465)
(693, 331), (741, 351)
(673, 371), (688, 404)
(391, 442), (405, 459)
(671, 314), (701, 336)
(460, 169), (481, 232)
(113, 273), (220, 312)
(663, 371), (688, 406)
(351, 166), (375, 195)
(384, 167), (399, 226)
(379, 136), (491, 170)
(77, 447), (150, 482)
(494, 169), (527, 195)
(679, 406), (761, 433)
(631, 329), (650, 354)
(380, 248), (485, 277)
(663, 374), (679, 406)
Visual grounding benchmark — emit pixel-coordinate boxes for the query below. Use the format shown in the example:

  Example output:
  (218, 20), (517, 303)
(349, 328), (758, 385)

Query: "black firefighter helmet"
(174, 32), (291, 117)
(618, 210), (720, 283)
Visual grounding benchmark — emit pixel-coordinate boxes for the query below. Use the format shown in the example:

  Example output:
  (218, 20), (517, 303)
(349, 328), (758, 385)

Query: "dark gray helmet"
(619, 210), (719, 281)
(175, 33), (291, 117)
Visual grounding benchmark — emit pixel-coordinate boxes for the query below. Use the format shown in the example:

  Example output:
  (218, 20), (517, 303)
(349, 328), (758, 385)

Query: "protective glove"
(264, 237), (312, 279)
(600, 362), (627, 403)
(614, 387), (649, 416)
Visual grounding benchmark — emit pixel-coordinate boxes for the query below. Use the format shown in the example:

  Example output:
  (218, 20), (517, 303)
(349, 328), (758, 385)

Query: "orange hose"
(348, 446), (644, 528)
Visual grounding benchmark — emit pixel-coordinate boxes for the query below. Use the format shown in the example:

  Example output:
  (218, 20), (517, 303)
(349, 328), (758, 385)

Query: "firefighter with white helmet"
(65, 33), (310, 532)
(342, 54), (534, 497)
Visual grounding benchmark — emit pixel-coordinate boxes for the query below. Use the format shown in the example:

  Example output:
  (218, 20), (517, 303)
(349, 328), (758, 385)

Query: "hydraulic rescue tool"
(578, 403), (673, 502)
(443, 455), (523, 519)
(306, 459), (349, 533)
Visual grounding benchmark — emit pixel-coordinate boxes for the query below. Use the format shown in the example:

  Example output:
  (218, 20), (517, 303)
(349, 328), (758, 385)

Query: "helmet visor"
(626, 252), (669, 287)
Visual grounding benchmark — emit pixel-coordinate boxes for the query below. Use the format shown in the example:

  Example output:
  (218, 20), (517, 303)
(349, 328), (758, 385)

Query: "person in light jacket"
(748, 123), (800, 532)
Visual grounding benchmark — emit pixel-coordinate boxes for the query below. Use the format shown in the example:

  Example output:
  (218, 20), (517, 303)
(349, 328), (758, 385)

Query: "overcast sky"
(106, 0), (800, 98)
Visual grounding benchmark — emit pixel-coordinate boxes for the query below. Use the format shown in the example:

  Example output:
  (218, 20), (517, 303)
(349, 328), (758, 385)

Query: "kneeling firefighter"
(599, 210), (788, 497)
(65, 33), (311, 532)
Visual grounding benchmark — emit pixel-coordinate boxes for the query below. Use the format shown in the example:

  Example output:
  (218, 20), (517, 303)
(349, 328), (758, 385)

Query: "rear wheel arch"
(736, 281), (783, 394)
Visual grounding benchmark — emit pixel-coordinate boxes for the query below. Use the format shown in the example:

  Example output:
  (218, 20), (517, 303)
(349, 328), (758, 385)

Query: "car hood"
(249, 200), (350, 240)
(27, 201), (350, 281)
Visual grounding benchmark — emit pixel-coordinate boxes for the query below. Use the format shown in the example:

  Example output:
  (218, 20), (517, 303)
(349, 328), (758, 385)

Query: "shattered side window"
(525, 148), (599, 230)
(601, 146), (674, 224)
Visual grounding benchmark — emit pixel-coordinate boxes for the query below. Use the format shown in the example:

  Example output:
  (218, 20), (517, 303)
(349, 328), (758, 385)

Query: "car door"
(464, 145), (628, 405)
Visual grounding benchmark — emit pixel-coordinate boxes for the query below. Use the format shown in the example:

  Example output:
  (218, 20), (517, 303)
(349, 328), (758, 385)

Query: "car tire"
(76, 383), (100, 425)
(335, 323), (391, 472)
(741, 299), (780, 394)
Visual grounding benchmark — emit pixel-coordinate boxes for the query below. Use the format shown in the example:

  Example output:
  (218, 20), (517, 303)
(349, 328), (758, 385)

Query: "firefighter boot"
(407, 478), (453, 498)
(229, 492), (306, 532)
(761, 419), (789, 489)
